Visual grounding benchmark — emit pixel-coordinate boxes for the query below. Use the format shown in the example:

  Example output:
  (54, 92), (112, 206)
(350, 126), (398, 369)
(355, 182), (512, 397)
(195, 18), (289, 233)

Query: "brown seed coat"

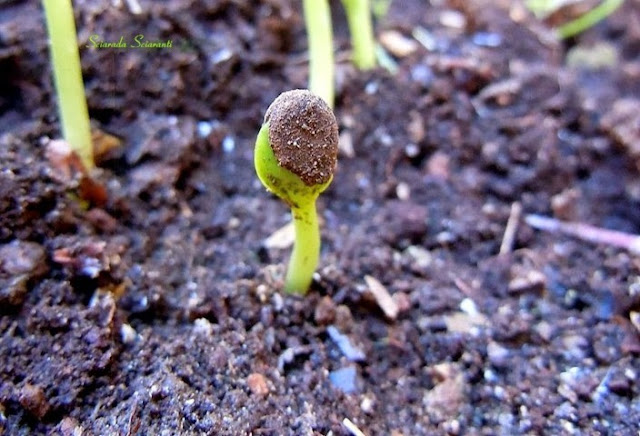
(265, 90), (338, 186)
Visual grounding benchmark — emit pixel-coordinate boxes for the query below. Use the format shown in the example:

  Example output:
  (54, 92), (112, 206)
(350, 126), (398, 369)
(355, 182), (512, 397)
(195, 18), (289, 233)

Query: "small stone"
(120, 323), (138, 344)
(396, 182), (410, 200)
(423, 364), (467, 420)
(508, 270), (546, 295)
(629, 311), (640, 333)
(247, 373), (269, 396)
(329, 366), (358, 394)
(334, 304), (354, 331)
(0, 275), (28, 306)
(360, 395), (375, 414)
(439, 10), (466, 29)
(327, 325), (366, 362)
(57, 417), (84, 436)
(392, 291), (411, 313)
(487, 341), (510, 368)
(534, 321), (554, 342)
(425, 152), (450, 180)
(263, 222), (295, 250)
(0, 240), (47, 277)
(551, 188), (581, 221)
(562, 334), (589, 360)
(18, 384), (50, 420)
(405, 245), (432, 269)
(314, 296), (336, 325)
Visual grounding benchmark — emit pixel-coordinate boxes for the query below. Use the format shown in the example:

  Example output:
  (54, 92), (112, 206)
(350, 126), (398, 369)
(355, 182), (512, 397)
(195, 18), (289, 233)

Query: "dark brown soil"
(2, 0), (640, 434)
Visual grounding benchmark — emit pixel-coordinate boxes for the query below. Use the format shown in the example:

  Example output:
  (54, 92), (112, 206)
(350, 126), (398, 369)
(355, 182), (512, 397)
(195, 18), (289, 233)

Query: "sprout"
(341, 0), (377, 70)
(302, 0), (335, 107)
(254, 90), (339, 294)
(42, 0), (93, 170)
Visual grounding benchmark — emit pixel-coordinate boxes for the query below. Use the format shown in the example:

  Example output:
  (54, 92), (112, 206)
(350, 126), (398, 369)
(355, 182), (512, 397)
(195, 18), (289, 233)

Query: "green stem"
(302, 0), (334, 107)
(285, 201), (320, 294)
(42, 0), (93, 170)
(341, 0), (376, 70)
(557, 0), (624, 39)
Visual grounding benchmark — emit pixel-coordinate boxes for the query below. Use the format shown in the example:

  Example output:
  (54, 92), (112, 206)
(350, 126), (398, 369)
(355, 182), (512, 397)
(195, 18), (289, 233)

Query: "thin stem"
(341, 0), (377, 70)
(525, 214), (640, 255)
(42, 0), (93, 169)
(285, 201), (320, 294)
(302, 0), (334, 107)
(557, 0), (624, 39)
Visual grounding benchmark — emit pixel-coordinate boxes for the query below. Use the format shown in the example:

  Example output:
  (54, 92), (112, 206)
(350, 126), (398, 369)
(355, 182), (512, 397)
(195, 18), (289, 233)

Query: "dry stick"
(525, 214), (640, 255)
(499, 202), (522, 255)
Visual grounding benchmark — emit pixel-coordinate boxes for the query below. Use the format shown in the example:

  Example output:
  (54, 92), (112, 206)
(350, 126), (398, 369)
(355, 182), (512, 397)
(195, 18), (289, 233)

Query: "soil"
(1, 0), (640, 434)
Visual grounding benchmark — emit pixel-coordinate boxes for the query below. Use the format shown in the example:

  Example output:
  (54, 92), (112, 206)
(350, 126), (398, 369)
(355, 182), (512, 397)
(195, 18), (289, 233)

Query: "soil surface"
(2, 0), (640, 434)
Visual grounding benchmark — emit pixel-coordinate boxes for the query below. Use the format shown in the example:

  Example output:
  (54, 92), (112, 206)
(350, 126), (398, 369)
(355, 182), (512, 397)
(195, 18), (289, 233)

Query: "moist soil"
(1, 0), (640, 434)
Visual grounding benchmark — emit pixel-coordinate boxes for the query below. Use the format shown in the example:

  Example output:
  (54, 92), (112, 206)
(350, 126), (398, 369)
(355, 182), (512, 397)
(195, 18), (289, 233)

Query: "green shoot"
(42, 0), (93, 170)
(341, 0), (377, 70)
(525, 0), (624, 40)
(556, 0), (623, 39)
(302, 0), (335, 107)
(254, 90), (339, 295)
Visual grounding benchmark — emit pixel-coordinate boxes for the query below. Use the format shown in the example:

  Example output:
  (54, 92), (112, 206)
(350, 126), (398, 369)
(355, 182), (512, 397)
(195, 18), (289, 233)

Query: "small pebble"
(120, 323), (138, 344)
(360, 395), (375, 414)
(487, 341), (510, 368)
(0, 240), (47, 276)
(314, 296), (336, 325)
(396, 182), (410, 200)
(329, 366), (358, 394)
(197, 121), (213, 137)
(193, 318), (213, 337)
(327, 325), (366, 362)
(404, 143), (420, 158)
(247, 373), (270, 396)
(222, 135), (235, 153)
(18, 384), (49, 420)
(472, 32), (502, 47)
(439, 10), (466, 29)
(57, 417), (84, 436)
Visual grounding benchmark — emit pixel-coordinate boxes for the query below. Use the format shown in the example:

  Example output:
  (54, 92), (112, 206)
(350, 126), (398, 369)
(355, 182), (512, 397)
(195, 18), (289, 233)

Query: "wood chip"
(364, 275), (398, 320)
(264, 222), (295, 249)
(343, 418), (367, 436)
(443, 311), (488, 334)
(499, 202), (522, 255)
(339, 131), (355, 158)
(630, 311), (640, 334)
(379, 30), (418, 57)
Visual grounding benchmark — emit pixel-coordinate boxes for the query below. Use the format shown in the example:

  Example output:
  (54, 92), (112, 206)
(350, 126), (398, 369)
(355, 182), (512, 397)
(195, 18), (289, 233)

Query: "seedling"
(302, 0), (335, 107)
(526, 0), (624, 39)
(42, 0), (94, 170)
(341, 0), (377, 70)
(254, 90), (339, 294)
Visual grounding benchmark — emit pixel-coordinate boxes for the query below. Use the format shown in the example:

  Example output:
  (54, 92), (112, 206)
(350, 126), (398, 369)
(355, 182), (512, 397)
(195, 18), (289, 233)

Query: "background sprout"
(302, 0), (335, 107)
(525, 0), (624, 39)
(42, 0), (93, 170)
(254, 90), (339, 294)
(341, 0), (377, 70)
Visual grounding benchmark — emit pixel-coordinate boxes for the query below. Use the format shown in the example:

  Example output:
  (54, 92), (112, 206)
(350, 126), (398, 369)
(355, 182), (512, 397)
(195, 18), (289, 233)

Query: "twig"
(525, 214), (640, 255)
(499, 202), (522, 255)
(343, 418), (367, 436)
